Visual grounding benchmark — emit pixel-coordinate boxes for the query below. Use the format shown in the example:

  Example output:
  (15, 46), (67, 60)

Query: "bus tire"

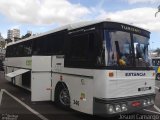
(55, 83), (70, 108)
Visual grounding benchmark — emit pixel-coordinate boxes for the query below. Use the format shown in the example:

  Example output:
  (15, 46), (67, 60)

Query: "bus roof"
(6, 19), (150, 47)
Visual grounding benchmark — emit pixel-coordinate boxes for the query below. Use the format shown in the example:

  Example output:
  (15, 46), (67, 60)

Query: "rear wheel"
(55, 85), (70, 108)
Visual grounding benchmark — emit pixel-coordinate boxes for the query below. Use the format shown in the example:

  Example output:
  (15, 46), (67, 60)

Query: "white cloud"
(97, 7), (160, 32)
(0, 0), (90, 25)
(124, 0), (160, 4)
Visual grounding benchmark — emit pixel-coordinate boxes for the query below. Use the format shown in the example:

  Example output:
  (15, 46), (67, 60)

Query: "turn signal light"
(109, 72), (114, 77)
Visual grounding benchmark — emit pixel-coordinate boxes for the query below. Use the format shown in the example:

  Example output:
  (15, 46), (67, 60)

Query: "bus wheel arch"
(54, 82), (70, 108)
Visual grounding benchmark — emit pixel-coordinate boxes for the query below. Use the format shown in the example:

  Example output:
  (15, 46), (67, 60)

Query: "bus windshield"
(104, 30), (150, 67)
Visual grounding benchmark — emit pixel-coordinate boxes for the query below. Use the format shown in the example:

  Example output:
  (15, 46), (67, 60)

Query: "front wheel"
(56, 86), (70, 108)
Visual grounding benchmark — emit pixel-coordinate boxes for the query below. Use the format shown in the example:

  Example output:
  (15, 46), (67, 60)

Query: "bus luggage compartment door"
(31, 56), (52, 101)
(31, 72), (51, 101)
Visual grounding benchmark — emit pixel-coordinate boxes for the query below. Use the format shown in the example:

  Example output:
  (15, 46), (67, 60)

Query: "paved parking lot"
(0, 71), (160, 120)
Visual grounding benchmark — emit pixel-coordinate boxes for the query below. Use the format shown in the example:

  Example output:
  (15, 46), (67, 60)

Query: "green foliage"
(154, 48), (160, 56)
(5, 38), (12, 44)
(21, 33), (32, 39)
(0, 41), (6, 49)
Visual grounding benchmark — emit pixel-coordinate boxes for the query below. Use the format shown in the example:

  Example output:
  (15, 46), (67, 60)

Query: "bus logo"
(121, 25), (141, 34)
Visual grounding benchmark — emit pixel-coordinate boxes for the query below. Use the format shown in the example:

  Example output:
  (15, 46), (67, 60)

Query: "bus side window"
(65, 33), (96, 68)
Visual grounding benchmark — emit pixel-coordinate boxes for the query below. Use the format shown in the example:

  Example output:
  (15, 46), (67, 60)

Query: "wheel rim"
(59, 88), (70, 106)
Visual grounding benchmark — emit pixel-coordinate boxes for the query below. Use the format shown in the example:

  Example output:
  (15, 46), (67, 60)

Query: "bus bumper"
(93, 93), (155, 116)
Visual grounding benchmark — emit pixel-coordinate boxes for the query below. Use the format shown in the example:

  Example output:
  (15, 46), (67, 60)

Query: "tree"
(14, 37), (21, 42)
(5, 38), (12, 44)
(0, 41), (6, 49)
(155, 5), (160, 17)
(154, 48), (160, 56)
(21, 33), (32, 39)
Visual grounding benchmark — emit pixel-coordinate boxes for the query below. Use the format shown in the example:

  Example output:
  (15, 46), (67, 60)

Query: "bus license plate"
(138, 87), (150, 91)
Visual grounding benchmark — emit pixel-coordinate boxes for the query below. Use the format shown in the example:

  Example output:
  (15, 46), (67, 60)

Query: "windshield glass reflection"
(104, 30), (150, 67)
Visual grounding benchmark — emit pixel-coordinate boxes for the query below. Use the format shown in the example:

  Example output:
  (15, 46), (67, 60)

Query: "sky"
(0, 0), (160, 49)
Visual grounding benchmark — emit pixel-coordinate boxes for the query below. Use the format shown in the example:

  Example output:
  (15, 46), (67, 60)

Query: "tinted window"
(32, 37), (46, 55)
(65, 33), (96, 68)
(70, 34), (88, 59)
(6, 30), (66, 57)
(6, 40), (32, 57)
(23, 41), (32, 56)
(32, 31), (65, 55)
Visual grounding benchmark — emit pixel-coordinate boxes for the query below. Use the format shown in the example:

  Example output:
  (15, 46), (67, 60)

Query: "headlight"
(121, 104), (128, 111)
(143, 100), (147, 106)
(147, 99), (151, 105)
(115, 105), (121, 112)
(107, 103), (128, 114)
(108, 105), (115, 113)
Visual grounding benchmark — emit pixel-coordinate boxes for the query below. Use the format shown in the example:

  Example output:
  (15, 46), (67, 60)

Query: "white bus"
(4, 20), (155, 116)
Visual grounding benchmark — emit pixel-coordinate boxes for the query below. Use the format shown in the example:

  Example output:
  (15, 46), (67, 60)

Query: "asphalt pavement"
(0, 71), (160, 120)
